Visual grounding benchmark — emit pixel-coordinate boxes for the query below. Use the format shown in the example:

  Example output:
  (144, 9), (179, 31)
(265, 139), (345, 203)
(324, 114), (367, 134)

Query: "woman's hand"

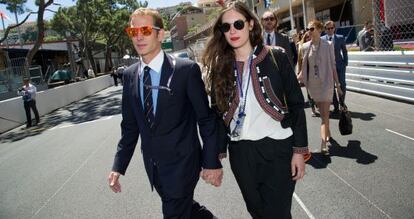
(336, 85), (343, 97)
(297, 71), (304, 83)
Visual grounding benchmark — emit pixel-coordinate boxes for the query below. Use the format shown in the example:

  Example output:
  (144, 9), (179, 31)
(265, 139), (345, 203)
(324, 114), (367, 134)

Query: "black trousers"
(153, 166), (213, 219)
(333, 66), (347, 111)
(24, 100), (40, 127)
(229, 137), (295, 219)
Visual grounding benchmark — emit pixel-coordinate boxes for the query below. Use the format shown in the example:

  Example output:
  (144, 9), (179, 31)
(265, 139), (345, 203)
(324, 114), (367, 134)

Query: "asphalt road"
(1, 86), (413, 219)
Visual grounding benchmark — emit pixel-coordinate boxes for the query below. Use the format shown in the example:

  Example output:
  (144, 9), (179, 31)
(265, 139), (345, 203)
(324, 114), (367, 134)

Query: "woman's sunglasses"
(220, 19), (247, 33)
(306, 27), (315, 32)
(125, 26), (160, 37)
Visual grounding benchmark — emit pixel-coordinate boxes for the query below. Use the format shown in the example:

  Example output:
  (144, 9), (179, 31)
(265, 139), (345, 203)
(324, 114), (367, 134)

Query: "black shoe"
(191, 201), (215, 219)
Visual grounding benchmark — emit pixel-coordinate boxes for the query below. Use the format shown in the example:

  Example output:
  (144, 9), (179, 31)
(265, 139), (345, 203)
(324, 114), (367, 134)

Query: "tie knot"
(144, 66), (151, 74)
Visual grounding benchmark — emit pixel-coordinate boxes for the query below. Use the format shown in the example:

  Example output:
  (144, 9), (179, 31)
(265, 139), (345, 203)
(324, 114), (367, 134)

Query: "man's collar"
(141, 50), (164, 74)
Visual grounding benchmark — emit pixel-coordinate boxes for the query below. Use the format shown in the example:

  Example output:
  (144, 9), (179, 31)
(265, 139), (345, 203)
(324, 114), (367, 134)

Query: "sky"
(0, 0), (198, 28)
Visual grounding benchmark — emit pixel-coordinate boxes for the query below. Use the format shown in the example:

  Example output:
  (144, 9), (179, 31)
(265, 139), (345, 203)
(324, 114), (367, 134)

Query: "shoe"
(321, 143), (330, 155)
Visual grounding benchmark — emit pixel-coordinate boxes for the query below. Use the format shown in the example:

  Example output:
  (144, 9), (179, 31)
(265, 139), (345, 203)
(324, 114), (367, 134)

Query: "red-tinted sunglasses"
(125, 26), (161, 37)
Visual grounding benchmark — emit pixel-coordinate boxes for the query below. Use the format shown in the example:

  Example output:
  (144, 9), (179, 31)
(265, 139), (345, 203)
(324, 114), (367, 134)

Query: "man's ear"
(157, 29), (165, 42)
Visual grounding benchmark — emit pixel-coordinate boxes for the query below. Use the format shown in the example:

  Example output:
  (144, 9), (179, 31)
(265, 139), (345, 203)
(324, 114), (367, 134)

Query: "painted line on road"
(49, 116), (114, 130)
(293, 192), (315, 219)
(310, 156), (391, 218)
(31, 131), (112, 218)
(386, 129), (414, 141)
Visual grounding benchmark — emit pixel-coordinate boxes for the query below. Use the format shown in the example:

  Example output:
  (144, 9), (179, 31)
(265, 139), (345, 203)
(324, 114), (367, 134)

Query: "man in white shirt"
(17, 78), (40, 128)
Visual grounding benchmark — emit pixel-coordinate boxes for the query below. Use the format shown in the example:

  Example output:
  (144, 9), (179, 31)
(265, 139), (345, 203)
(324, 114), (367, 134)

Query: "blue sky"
(0, 0), (197, 27)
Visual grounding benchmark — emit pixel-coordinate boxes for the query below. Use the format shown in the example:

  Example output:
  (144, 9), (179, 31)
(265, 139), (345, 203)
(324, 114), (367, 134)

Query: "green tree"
(95, 0), (147, 71)
(51, 0), (148, 73)
(0, 0), (29, 48)
(25, 0), (55, 71)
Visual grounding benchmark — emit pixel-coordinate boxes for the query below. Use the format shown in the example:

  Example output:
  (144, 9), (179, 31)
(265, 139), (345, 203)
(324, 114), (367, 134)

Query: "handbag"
(338, 97), (353, 135)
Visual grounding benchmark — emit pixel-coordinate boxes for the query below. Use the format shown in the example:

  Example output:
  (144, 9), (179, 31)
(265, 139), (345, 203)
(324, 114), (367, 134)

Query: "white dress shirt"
(230, 56), (293, 141)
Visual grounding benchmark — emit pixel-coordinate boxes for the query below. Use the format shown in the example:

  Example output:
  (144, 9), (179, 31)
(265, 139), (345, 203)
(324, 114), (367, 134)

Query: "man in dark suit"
(261, 11), (295, 68)
(108, 8), (223, 219)
(322, 21), (348, 113)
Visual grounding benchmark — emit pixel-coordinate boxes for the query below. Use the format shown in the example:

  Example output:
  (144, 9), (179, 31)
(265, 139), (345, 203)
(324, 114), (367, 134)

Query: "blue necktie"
(143, 66), (154, 127)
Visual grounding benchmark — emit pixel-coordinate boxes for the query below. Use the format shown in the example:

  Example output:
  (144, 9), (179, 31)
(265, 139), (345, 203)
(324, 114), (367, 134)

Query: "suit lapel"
(153, 53), (174, 128)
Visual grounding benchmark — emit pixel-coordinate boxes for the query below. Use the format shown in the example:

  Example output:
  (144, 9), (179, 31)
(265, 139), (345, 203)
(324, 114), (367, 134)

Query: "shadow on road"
(0, 89), (122, 143)
(328, 111), (376, 121)
(307, 139), (378, 169)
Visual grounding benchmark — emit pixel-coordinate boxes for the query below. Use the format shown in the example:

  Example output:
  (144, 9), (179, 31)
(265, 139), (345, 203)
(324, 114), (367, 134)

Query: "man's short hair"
(130, 8), (164, 29)
(325, 20), (335, 28)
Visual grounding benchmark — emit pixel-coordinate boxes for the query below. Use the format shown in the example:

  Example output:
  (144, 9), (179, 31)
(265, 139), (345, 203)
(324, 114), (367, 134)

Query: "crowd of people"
(106, 1), (354, 218)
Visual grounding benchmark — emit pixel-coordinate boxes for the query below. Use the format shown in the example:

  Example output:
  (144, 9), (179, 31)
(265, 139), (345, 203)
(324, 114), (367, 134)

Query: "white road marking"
(49, 116), (114, 130)
(386, 129), (414, 141)
(325, 166), (392, 219)
(30, 131), (112, 218)
(293, 192), (315, 219)
(309, 155), (392, 218)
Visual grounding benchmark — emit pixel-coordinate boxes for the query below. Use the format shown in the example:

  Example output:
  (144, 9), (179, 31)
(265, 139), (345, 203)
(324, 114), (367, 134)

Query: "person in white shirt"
(87, 66), (95, 78)
(17, 78), (40, 128)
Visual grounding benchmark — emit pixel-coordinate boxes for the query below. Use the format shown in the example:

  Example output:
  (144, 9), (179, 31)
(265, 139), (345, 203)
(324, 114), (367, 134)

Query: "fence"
(0, 57), (44, 94)
(370, 0), (414, 51)
(346, 51), (414, 103)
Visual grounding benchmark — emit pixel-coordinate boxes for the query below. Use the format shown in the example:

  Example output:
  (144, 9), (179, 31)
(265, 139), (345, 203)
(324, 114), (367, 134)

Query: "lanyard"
(234, 55), (253, 101)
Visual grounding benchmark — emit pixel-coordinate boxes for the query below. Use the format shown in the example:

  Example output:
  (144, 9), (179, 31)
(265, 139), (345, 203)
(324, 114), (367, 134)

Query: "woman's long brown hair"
(202, 1), (263, 113)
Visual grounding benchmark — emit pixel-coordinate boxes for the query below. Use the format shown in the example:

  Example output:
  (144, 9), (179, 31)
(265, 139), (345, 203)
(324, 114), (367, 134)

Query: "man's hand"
(218, 153), (227, 160)
(291, 153), (305, 181)
(108, 171), (122, 193)
(201, 168), (223, 187)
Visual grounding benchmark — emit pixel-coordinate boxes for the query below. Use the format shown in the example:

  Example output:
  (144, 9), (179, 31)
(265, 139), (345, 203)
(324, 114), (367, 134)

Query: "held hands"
(108, 171), (122, 193)
(291, 153), (306, 181)
(201, 168), (223, 187)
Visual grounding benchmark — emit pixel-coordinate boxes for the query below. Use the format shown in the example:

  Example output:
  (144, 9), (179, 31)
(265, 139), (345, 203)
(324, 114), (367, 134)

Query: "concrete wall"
(0, 75), (114, 134)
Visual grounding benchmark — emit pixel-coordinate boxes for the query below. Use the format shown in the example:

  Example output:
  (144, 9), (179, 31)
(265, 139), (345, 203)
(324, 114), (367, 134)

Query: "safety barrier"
(346, 51), (414, 103)
(0, 74), (114, 134)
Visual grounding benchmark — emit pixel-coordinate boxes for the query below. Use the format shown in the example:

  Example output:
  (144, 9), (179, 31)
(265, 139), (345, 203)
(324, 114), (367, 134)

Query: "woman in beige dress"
(298, 20), (342, 155)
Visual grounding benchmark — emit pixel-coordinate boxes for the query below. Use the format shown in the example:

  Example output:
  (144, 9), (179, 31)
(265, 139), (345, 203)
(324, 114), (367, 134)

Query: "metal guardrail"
(346, 51), (414, 103)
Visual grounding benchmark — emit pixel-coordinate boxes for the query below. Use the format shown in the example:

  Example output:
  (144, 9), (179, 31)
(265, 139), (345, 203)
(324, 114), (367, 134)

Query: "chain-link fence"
(369, 0), (414, 51)
(0, 57), (45, 94)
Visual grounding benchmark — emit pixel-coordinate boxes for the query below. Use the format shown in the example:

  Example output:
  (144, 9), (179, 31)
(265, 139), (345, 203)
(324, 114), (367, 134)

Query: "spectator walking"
(297, 20), (342, 155)
(322, 20), (348, 114)
(17, 78), (40, 128)
(203, 2), (307, 218)
(87, 66), (95, 78)
(297, 31), (317, 116)
(111, 67), (118, 86)
(261, 10), (295, 67)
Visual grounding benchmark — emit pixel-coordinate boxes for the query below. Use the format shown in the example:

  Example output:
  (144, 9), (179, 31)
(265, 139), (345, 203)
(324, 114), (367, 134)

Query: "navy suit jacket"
(112, 52), (221, 198)
(321, 34), (348, 69)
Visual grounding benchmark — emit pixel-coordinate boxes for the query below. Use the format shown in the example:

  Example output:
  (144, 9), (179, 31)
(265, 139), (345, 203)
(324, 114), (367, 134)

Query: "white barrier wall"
(0, 75), (114, 134)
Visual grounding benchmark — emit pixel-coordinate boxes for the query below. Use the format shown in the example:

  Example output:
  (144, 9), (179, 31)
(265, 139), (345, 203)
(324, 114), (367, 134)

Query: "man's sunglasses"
(306, 27), (315, 32)
(220, 19), (247, 33)
(326, 27), (335, 30)
(125, 26), (160, 37)
(263, 17), (275, 22)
